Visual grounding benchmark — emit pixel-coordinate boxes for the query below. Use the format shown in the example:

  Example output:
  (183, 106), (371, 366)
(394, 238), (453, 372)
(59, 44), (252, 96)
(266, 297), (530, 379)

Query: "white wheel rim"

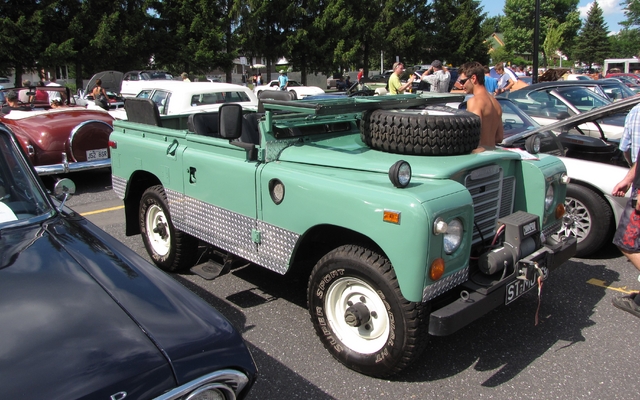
(324, 276), (390, 354)
(559, 196), (591, 243)
(145, 204), (171, 256)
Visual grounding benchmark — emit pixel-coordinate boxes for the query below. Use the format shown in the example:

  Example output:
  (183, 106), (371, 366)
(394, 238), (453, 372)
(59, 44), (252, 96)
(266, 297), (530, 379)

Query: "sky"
(480, 0), (627, 33)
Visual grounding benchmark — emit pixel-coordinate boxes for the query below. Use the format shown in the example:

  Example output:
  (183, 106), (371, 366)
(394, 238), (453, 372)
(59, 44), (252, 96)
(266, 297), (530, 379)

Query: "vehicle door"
(181, 123), (262, 262)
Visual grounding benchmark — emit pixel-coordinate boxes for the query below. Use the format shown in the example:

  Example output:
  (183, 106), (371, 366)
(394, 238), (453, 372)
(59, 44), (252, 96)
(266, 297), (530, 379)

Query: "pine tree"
(573, 1), (609, 68)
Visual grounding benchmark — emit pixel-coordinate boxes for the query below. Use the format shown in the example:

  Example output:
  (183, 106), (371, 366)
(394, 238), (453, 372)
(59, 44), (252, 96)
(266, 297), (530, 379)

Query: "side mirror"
(53, 178), (76, 210)
(556, 111), (570, 120)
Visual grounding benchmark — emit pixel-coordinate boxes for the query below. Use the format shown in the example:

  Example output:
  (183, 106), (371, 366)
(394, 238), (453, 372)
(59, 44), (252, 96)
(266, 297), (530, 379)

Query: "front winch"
(479, 211), (542, 275)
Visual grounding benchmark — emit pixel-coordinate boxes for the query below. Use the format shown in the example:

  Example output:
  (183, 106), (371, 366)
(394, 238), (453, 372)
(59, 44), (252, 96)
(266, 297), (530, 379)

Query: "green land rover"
(109, 93), (576, 377)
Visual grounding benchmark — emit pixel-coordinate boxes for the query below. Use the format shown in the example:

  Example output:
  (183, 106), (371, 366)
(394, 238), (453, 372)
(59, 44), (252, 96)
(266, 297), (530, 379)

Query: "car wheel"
(256, 90), (262, 96)
(360, 106), (481, 155)
(139, 185), (199, 271)
(557, 184), (612, 257)
(307, 245), (429, 378)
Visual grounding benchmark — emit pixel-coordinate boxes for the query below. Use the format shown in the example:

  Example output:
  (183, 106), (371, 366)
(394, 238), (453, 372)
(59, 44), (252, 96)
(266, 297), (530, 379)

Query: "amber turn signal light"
(429, 258), (445, 281)
(555, 203), (565, 220)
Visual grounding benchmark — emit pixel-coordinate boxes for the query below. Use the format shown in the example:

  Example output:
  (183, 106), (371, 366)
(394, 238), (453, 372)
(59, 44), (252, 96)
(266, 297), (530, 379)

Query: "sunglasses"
(459, 78), (469, 85)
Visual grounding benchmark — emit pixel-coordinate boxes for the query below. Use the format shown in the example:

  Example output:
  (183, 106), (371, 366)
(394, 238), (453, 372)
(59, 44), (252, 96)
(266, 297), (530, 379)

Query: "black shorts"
(613, 197), (640, 253)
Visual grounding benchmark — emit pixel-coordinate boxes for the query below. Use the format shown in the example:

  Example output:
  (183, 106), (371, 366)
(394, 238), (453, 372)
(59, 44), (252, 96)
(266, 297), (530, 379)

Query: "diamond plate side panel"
(164, 191), (298, 274)
(265, 139), (298, 162)
(112, 175), (126, 200)
(422, 266), (469, 302)
(257, 221), (299, 274)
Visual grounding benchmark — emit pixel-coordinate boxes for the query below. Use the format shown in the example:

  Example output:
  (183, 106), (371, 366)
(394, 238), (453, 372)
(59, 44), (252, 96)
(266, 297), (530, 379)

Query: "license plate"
(86, 148), (108, 161)
(505, 267), (548, 305)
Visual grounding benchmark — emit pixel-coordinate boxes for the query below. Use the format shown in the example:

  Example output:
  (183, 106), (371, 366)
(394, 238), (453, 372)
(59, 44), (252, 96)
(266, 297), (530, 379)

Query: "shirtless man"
(459, 61), (503, 152)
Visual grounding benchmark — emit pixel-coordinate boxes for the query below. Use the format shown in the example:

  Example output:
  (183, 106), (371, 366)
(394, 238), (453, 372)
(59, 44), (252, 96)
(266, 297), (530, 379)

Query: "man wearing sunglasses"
(388, 62), (413, 94)
(459, 61), (503, 153)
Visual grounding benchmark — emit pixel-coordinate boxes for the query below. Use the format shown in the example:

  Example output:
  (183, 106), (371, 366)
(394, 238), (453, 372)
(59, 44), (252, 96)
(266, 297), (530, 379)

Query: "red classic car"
(1, 86), (113, 175)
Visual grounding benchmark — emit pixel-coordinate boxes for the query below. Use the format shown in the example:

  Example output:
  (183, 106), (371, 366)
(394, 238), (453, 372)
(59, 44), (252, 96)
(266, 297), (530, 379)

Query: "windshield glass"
(556, 87), (610, 112)
(0, 131), (52, 226)
(190, 91), (252, 106)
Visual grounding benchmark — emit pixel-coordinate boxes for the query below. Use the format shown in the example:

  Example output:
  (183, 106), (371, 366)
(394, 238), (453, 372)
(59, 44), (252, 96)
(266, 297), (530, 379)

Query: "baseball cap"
(431, 60), (443, 68)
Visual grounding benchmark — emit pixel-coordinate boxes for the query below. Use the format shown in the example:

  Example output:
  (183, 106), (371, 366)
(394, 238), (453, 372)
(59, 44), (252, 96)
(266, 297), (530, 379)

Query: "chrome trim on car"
(423, 265), (469, 302)
(35, 158), (111, 176)
(69, 119), (113, 162)
(153, 369), (249, 400)
(26, 144), (34, 157)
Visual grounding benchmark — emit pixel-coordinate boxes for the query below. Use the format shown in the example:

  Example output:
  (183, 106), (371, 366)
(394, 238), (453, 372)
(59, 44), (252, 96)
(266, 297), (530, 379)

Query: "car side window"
(151, 90), (171, 114)
(137, 90), (152, 99)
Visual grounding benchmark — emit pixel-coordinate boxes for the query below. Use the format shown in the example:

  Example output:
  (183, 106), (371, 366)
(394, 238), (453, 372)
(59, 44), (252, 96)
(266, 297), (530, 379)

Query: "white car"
(111, 81), (258, 120)
(500, 96), (640, 257)
(254, 80), (324, 99)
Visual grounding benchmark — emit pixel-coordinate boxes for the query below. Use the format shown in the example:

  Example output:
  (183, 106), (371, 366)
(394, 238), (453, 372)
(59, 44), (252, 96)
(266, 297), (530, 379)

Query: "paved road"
(62, 170), (640, 399)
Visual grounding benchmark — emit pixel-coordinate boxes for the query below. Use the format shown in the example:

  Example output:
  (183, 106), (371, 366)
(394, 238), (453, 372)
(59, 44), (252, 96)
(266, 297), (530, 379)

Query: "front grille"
(464, 165), (515, 244)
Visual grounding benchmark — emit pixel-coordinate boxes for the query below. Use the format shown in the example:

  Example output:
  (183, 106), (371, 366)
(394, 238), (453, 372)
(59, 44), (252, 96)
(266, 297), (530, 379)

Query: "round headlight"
(545, 185), (554, 211)
(444, 218), (463, 254)
(525, 134), (542, 154)
(269, 179), (285, 204)
(389, 160), (412, 188)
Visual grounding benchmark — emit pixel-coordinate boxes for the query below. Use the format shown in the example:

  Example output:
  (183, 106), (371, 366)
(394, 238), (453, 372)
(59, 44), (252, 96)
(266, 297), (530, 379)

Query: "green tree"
(621, 0), (640, 27)
(573, 1), (609, 68)
(609, 28), (640, 58)
(502, 0), (580, 62)
(431, 0), (490, 66)
(543, 21), (564, 67)
(481, 15), (503, 38)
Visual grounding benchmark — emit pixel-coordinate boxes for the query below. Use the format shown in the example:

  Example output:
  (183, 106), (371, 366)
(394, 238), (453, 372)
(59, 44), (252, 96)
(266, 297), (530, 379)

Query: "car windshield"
(0, 131), (52, 226)
(141, 72), (173, 80)
(597, 82), (636, 100)
(555, 87), (611, 111)
(190, 91), (252, 105)
(287, 81), (302, 87)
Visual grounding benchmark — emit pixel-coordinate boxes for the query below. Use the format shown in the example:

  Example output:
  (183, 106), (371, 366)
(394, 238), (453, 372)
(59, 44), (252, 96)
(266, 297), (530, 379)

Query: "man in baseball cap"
(419, 60), (451, 93)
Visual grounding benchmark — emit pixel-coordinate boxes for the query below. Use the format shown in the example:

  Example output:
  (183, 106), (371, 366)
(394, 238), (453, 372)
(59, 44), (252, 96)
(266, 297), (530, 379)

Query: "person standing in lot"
(388, 62), (412, 94)
(494, 62), (517, 94)
(181, 72), (190, 82)
(278, 71), (288, 90)
(419, 60), (450, 93)
(46, 77), (62, 104)
(611, 102), (640, 318)
(483, 66), (499, 95)
(459, 61), (503, 152)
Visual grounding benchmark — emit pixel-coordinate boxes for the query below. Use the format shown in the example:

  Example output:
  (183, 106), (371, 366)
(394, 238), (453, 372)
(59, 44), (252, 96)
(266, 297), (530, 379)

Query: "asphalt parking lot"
(63, 170), (640, 399)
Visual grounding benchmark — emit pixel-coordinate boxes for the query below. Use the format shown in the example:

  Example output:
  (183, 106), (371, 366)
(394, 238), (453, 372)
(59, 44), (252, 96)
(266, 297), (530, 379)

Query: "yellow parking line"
(587, 278), (637, 294)
(80, 205), (124, 216)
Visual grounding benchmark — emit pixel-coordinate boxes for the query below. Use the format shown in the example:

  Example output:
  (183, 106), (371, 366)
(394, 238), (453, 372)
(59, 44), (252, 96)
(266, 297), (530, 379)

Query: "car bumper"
(428, 236), (576, 336)
(35, 158), (111, 175)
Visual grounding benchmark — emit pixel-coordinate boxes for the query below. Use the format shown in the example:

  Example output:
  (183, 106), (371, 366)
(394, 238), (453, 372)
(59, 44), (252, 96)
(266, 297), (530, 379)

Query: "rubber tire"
(558, 184), (612, 257)
(307, 245), (428, 378)
(139, 185), (199, 271)
(360, 105), (481, 156)
(289, 90), (297, 100)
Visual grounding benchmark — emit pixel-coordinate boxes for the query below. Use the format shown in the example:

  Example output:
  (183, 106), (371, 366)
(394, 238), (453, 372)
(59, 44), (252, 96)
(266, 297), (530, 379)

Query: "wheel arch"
(288, 223), (387, 277)
(123, 170), (162, 236)
(567, 178), (618, 221)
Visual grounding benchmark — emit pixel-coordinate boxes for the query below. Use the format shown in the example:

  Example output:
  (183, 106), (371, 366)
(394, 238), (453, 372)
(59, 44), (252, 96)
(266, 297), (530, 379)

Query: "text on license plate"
(86, 148), (108, 161)
(505, 267), (548, 305)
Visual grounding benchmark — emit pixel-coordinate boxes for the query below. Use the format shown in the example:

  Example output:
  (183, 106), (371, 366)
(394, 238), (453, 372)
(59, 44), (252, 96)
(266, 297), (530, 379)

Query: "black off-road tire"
(557, 184), (613, 257)
(307, 245), (429, 378)
(139, 185), (199, 271)
(360, 106), (481, 156)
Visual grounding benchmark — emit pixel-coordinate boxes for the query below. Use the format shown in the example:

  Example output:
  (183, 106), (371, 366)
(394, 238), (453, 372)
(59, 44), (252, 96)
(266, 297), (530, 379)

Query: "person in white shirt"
(494, 62), (518, 94)
(46, 77), (62, 104)
(420, 60), (451, 93)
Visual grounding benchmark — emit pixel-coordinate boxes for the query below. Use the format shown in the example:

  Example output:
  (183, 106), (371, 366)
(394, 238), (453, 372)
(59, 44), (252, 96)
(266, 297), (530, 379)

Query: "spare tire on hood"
(360, 105), (481, 156)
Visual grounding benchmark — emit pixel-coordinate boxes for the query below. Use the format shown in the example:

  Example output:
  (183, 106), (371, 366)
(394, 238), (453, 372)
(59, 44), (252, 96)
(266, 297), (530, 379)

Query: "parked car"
(499, 81), (630, 141)
(1, 86), (114, 175)
(111, 81), (258, 120)
(0, 76), (14, 88)
(498, 96), (640, 256)
(0, 123), (257, 399)
(606, 73), (640, 93)
(121, 70), (174, 97)
(75, 70), (125, 110)
(254, 80), (324, 99)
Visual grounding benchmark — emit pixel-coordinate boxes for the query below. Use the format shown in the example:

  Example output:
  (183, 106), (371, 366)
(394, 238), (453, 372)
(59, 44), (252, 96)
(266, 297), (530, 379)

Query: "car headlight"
(389, 160), (411, 188)
(545, 185), (554, 211)
(443, 218), (463, 254)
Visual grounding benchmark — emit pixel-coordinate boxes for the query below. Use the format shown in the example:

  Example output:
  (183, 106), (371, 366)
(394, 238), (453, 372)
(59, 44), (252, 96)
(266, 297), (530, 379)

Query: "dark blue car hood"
(0, 214), (254, 399)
